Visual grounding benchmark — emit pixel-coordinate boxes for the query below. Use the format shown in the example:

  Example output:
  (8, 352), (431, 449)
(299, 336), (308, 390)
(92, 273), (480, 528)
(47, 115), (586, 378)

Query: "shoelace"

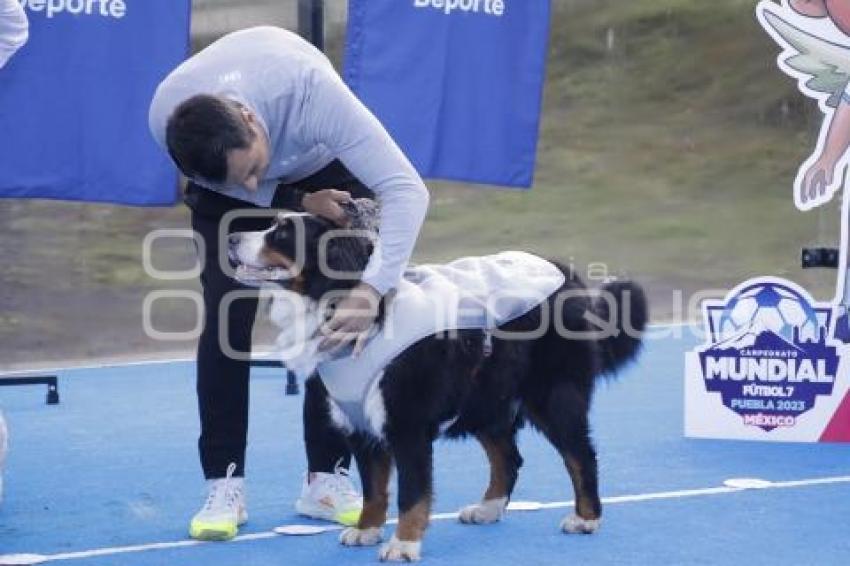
(325, 459), (360, 502)
(203, 462), (240, 512)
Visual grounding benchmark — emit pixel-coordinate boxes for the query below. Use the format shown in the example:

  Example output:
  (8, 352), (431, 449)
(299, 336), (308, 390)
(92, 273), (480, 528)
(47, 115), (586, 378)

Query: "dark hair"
(165, 94), (254, 183)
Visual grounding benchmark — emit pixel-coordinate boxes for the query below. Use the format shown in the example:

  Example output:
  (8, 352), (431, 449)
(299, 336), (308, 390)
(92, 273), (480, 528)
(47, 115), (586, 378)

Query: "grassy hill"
(1, 0), (842, 368)
(421, 0), (838, 298)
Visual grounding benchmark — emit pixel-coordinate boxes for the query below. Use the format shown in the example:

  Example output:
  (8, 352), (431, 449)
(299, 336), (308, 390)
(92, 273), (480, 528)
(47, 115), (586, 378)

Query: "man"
(0, 0), (27, 70)
(1, 0), (29, 506)
(148, 26), (429, 541)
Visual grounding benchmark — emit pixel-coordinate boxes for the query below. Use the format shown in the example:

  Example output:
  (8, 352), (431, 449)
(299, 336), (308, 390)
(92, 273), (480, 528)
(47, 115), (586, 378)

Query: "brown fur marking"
(396, 498), (432, 541)
(259, 247), (294, 269)
(479, 436), (509, 500)
(358, 453), (392, 529)
(565, 455), (598, 519)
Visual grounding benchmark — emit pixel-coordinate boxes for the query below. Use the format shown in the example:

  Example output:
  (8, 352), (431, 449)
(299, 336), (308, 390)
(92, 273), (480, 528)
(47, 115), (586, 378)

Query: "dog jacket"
(316, 251), (565, 430)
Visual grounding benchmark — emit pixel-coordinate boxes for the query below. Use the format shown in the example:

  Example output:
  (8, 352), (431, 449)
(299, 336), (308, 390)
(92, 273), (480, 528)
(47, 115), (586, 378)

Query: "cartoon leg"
(835, 187), (850, 342)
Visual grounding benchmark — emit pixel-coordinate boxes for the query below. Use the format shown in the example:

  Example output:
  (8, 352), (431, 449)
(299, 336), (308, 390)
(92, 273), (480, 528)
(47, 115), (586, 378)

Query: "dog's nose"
(228, 234), (241, 247)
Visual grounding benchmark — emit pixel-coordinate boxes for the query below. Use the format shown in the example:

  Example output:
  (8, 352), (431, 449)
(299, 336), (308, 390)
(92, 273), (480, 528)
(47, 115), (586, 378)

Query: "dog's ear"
(323, 231), (373, 279)
(340, 198), (380, 233)
(320, 198), (378, 278)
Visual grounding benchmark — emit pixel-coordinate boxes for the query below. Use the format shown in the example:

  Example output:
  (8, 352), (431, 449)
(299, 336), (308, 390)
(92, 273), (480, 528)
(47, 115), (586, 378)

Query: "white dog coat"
(311, 251), (565, 430)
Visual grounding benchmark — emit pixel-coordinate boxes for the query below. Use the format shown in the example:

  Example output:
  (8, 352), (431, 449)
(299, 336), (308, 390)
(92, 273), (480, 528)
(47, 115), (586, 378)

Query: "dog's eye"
(264, 230), (285, 247)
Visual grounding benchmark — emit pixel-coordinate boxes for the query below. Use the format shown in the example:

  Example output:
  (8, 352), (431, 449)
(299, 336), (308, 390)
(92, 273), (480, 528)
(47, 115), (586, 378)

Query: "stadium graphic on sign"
(697, 278), (841, 432)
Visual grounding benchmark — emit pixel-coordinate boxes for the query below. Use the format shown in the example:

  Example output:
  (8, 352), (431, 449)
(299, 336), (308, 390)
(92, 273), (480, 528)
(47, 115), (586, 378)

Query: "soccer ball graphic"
(716, 283), (820, 342)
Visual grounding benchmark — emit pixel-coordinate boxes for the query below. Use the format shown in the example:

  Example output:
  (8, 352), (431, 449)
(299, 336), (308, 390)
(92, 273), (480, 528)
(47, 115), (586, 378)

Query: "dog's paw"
(458, 497), (507, 524)
(378, 536), (422, 562)
(560, 514), (601, 534)
(339, 526), (383, 546)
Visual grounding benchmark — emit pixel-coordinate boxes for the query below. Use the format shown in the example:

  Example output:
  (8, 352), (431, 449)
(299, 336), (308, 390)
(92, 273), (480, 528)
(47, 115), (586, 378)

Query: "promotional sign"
(344, 0), (551, 188)
(684, 1), (850, 442)
(0, 0), (190, 205)
(685, 277), (850, 442)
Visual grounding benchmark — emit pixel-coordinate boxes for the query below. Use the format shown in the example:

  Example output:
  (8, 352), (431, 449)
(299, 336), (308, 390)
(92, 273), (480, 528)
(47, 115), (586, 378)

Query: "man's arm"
(304, 70), (430, 296)
(0, 0), (28, 70)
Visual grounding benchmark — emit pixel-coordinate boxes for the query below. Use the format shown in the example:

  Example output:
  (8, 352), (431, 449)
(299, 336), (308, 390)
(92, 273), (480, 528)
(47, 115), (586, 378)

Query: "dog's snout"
(228, 234), (241, 247)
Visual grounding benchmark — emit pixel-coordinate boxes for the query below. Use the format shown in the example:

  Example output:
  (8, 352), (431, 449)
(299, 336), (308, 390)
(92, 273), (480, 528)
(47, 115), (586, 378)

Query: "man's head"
(165, 94), (270, 191)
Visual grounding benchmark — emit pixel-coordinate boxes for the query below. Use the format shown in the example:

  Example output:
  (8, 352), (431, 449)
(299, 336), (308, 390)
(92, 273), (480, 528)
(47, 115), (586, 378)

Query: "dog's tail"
(592, 279), (648, 375)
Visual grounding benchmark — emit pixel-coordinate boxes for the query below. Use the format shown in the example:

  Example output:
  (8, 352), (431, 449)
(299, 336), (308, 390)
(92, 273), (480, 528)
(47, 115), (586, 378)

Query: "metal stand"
(278, 0), (322, 395)
(802, 187), (850, 341)
(801, 247), (840, 268)
(836, 190), (850, 341)
(298, 0), (325, 50)
(250, 359), (299, 395)
(0, 375), (60, 405)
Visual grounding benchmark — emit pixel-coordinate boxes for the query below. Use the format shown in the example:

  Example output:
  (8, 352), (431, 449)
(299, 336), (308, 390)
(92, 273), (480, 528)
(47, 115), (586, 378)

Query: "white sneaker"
(189, 463), (248, 541)
(295, 463), (363, 526)
(0, 411), (7, 504)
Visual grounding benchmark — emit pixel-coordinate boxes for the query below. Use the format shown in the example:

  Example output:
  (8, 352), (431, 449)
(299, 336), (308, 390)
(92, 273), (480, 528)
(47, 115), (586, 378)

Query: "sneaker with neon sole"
(189, 463), (248, 541)
(294, 465), (363, 526)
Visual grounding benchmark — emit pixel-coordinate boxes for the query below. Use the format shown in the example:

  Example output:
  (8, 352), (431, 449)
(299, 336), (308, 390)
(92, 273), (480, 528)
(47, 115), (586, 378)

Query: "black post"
(0, 375), (60, 405)
(250, 359), (300, 395)
(288, 1), (324, 398)
(270, 0), (323, 395)
(298, 0), (325, 51)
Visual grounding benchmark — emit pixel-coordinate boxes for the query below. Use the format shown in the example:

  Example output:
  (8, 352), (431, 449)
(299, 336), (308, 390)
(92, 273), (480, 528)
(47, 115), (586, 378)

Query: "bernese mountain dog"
(227, 201), (648, 562)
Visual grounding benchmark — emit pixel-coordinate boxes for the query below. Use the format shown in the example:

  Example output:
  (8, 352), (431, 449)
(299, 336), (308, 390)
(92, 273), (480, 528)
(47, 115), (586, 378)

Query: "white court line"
(0, 321), (697, 377)
(2, 474), (848, 565)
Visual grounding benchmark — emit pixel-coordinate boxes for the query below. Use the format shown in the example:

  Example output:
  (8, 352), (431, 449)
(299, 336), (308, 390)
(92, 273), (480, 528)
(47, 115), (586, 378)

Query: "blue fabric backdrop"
(0, 0), (190, 206)
(344, 0), (551, 188)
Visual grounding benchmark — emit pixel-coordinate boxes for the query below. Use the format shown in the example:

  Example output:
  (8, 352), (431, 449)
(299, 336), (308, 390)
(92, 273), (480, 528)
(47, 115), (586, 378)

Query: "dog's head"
(227, 199), (378, 300)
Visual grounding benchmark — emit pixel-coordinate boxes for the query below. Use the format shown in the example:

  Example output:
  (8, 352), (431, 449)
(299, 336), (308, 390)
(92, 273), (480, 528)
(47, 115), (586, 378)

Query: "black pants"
(187, 160), (374, 479)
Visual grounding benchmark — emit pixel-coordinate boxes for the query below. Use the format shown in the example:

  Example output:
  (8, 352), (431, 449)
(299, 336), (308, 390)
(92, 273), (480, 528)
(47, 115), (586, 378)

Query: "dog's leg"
(526, 385), (602, 534)
(458, 433), (522, 525)
(340, 440), (392, 547)
(379, 433), (433, 562)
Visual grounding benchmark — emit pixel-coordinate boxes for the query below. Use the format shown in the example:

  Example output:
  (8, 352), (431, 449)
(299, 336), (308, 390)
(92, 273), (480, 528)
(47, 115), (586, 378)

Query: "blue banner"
(0, 0), (190, 206)
(344, 0), (551, 188)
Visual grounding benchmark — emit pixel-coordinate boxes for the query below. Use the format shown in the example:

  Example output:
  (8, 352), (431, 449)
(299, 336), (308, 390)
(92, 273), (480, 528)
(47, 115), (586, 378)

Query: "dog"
(227, 201), (648, 561)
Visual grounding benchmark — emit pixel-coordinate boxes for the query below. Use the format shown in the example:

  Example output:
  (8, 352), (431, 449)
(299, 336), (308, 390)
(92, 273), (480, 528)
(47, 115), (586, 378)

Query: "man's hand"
(303, 189), (352, 226)
(319, 282), (381, 355)
(800, 155), (836, 206)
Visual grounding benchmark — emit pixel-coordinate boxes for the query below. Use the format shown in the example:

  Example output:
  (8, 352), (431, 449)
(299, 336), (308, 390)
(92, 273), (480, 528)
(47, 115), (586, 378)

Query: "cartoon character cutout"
(758, 0), (850, 211)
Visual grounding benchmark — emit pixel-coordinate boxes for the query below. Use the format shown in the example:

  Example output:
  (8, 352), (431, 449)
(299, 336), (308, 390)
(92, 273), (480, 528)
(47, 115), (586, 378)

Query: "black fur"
(249, 213), (648, 549)
(594, 279), (648, 375)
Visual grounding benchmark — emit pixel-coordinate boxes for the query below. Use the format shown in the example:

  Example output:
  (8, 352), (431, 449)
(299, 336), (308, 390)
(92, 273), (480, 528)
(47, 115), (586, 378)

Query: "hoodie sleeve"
(301, 69), (429, 296)
(0, 0), (28, 70)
